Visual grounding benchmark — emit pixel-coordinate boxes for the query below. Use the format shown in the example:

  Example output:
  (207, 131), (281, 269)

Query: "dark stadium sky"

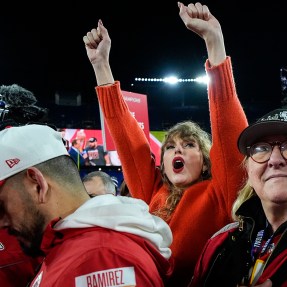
(0, 1), (286, 130)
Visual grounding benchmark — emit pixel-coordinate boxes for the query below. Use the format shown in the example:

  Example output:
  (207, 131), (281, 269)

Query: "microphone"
(0, 84), (37, 107)
(0, 84), (49, 126)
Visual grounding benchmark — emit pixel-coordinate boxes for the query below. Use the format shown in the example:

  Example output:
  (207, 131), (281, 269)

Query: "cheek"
(163, 151), (171, 166)
(185, 151), (204, 166)
(186, 158), (204, 177)
(162, 152), (174, 176)
(247, 162), (265, 186)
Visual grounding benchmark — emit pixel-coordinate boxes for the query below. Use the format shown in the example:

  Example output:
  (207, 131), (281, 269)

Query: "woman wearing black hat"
(189, 109), (287, 287)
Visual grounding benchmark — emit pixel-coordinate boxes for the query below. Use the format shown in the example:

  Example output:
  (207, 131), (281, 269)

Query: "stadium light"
(134, 75), (209, 85)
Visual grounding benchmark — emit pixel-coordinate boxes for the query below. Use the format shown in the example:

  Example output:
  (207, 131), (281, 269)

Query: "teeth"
(174, 160), (184, 169)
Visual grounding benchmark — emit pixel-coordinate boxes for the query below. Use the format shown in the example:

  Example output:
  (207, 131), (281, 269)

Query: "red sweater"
(96, 57), (248, 287)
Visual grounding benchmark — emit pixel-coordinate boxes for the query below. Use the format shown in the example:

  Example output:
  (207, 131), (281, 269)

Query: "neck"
(264, 204), (287, 232)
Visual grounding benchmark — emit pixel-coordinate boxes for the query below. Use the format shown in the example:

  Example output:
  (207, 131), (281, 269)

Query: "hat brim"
(237, 121), (287, 155)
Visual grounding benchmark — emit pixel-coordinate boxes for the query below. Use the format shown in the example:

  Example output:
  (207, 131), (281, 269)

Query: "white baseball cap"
(0, 124), (69, 181)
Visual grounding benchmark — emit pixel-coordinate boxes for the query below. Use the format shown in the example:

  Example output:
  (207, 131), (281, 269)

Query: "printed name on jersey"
(75, 266), (136, 287)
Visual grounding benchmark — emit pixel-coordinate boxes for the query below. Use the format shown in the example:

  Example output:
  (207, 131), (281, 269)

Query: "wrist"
(98, 83), (114, 87)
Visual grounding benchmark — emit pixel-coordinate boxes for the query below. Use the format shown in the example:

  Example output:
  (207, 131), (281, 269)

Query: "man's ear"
(26, 167), (49, 204)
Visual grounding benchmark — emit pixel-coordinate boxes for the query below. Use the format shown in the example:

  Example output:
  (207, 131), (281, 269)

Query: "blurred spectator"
(58, 128), (69, 150)
(68, 138), (87, 169)
(84, 137), (111, 166)
(82, 171), (117, 197)
(76, 129), (87, 152)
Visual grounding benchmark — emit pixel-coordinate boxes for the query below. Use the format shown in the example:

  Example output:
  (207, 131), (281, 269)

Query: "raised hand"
(83, 19), (111, 66)
(83, 20), (114, 86)
(178, 2), (226, 66)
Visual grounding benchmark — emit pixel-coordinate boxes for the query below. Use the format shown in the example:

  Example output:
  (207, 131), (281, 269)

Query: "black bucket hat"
(237, 108), (287, 155)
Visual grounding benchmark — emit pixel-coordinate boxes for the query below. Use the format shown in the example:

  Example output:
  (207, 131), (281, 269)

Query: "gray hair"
(82, 171), (117, 195)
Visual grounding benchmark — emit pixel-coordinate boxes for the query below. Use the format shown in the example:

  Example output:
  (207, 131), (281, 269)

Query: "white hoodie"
(54, 194), (172, 259)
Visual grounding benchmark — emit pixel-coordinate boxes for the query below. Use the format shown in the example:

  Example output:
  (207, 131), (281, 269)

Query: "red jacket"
(96, 57), (248, 287)
(0, 229), (41, 287)
(29, 195), (173, 287)
(189, 196), (287, 287)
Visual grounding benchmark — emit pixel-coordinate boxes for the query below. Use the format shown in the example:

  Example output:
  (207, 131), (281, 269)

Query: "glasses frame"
(247, 141), (287, 163)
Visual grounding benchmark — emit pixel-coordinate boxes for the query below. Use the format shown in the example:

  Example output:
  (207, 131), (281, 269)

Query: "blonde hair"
(231, 157), (256, 220)
(155, 121), (212, 220)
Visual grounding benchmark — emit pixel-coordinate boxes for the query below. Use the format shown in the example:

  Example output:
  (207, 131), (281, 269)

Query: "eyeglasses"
(247, 141), (287, 163)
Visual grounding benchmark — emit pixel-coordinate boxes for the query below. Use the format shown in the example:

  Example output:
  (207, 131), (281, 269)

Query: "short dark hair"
(71, 139), (79, 146)
(36, 155), (83, 190)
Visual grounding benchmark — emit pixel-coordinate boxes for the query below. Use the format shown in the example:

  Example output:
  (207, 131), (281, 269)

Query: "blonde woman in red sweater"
(83, 2), (248, 286)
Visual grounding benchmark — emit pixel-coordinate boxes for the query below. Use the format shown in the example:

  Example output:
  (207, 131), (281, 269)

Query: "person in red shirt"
(83, 2), (248, 286)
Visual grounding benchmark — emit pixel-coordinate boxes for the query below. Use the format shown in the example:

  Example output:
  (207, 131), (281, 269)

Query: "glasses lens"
(250, 143), (272, 163)
(281, 141), (287, 160)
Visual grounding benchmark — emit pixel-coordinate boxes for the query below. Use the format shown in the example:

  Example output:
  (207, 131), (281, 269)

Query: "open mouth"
(173, 157), (184, 172)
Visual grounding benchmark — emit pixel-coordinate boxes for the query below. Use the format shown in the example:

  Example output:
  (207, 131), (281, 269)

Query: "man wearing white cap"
(0, 124), (173, 287)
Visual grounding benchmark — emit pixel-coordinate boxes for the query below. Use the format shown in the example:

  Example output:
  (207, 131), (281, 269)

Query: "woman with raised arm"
(83, 3), (248, 286)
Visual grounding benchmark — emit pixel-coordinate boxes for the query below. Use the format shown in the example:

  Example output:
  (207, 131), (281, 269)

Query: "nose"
(268, 146), (287, 167)
(174, 145), (183, 154)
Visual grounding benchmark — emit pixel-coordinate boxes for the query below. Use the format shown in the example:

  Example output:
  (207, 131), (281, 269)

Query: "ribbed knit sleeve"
(206, 56), (248, 215)
(96, 81), (128, 118)
(96, 81), (163, 203)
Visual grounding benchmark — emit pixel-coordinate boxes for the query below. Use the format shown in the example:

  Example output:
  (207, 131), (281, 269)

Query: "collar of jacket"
(236, 195), (287, 234)
(235, 195), (287, 262)
(236, 196), (267, 231)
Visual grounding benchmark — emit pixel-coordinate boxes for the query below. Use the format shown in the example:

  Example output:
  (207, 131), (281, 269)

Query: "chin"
(173, 179), (190, 188)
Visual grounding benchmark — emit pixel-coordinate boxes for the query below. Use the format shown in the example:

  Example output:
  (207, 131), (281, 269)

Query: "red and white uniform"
(29, 195), (173, 287)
